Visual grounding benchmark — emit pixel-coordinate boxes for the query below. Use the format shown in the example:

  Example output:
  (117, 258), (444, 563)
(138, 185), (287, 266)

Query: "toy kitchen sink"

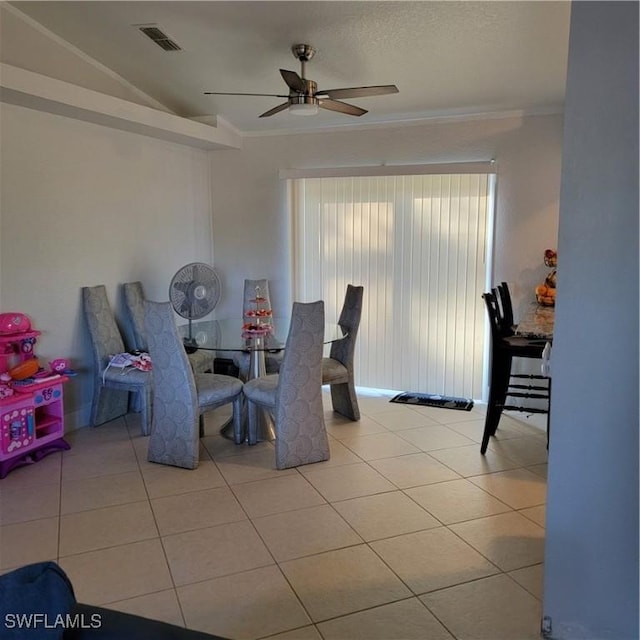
(0, 313), (70, 479)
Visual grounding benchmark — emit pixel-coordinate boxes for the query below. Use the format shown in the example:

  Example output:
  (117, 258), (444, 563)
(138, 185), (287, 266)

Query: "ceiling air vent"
(137, 25), (182, 52)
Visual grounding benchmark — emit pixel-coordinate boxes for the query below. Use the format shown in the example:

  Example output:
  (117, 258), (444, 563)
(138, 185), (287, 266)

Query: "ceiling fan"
(204, 44), (399, 118)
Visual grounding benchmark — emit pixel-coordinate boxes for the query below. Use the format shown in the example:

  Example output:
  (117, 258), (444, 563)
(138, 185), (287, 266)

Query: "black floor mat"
(390, 392), (474, 411)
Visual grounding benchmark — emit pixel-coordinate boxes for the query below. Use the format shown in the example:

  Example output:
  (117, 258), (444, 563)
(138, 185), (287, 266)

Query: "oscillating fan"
(169, 262), (221, 345)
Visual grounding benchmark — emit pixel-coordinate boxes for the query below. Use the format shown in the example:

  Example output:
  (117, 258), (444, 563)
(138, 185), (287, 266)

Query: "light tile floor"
(0, 390), (548, 640)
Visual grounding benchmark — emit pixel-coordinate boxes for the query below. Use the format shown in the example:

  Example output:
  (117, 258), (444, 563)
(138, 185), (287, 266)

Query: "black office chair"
(481, 291), (551, 454)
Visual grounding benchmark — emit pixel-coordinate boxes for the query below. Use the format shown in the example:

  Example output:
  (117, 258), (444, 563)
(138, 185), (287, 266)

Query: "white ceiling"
(9, 1), (571, 134)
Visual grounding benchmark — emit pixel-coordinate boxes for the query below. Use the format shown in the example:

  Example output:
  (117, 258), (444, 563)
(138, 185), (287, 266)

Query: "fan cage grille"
(169, 263), (221, 320)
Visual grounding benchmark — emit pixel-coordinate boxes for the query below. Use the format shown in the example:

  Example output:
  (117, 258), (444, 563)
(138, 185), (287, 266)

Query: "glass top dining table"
(177, 318), (346, 352)
(177, 317), (346, 443)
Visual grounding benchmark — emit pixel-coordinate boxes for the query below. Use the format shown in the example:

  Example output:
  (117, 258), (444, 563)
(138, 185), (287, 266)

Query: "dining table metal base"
(219, 348), (276, 443)
(219, 410), (276, 443)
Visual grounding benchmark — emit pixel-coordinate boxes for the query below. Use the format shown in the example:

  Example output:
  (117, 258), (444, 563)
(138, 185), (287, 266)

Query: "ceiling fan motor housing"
(290, 77), (318, 104)
(289, 95), (320, 107)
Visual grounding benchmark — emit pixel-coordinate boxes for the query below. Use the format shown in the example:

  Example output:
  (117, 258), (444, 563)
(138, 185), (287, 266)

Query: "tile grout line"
(4, 398), (546, 638)
(126, 412), (188, 629)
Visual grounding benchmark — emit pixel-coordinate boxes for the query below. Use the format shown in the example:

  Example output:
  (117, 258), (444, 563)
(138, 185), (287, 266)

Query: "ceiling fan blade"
(259, 102), (291, 118)
(319, 99), (367, 117)
(316, 85), (399, 100)
(204, 91), (289, 97)
(280, 69), (306, 93)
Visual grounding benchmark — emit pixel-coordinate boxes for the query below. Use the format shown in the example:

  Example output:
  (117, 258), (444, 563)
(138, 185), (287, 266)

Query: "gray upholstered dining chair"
(232, 278), (283, 381)
(243, 300), (330, 470)
(82, 285), (152, 435)
(321, 284), (364, 421)
(123, 281), (213, 375)
(144, 301), (244, 469)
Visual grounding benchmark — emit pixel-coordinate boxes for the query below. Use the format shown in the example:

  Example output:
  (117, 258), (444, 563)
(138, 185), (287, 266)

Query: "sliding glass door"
(292, 171), (494, 399)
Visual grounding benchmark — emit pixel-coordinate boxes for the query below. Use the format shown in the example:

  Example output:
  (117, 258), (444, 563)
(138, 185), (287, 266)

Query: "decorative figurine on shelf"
(535, 249), (557, 306)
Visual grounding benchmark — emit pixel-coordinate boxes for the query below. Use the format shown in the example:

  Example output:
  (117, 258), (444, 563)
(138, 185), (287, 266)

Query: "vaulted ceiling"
(7, 1), (571, 134)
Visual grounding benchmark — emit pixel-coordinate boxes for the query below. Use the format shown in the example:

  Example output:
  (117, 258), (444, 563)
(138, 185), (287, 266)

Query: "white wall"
(0, 103), (214, 428)
(543, 2), (639, 638)
(209, 114), (563, 323)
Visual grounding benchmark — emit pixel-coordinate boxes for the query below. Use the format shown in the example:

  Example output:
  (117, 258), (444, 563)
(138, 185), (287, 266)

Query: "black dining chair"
(495, 281), (516, 336)
(481, 290), (551, 454)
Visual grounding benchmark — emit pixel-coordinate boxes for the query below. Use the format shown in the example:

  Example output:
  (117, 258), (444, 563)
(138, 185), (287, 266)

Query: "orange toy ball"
(9, 359), (39, 380)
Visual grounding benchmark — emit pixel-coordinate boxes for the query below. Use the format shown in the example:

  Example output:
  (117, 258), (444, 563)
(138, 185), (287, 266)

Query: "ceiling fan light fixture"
(289, 103), (319, 116)
(288, 94), (319, 116)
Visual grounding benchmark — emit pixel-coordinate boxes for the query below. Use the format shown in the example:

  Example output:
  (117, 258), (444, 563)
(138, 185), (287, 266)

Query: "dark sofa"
(0, 562), (228, 639)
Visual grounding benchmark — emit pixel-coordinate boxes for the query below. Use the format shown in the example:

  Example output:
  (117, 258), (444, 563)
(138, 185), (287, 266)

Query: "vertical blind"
(292, 172), (494, 399)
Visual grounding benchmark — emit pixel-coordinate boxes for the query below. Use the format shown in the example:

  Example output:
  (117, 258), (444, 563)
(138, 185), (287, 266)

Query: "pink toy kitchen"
(0, 312), (72, 478)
